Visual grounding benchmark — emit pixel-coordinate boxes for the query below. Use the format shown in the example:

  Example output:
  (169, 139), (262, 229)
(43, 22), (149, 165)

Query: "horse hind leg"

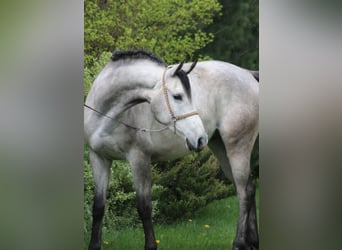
(229, 135), (261, 250)
(127, 149), (157, 250)
(228, 147), (255, 250)
(210, 130), (258, 250)
(246, 177), (259, 249)
(88, 149), (111, 250)
(208, 130), (234, 182)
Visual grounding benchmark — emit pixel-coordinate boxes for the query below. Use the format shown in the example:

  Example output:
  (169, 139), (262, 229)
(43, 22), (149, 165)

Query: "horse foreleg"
(136, 191), (157, 250)
(88, 150), (111, 250)
(128, 149), (157, 250)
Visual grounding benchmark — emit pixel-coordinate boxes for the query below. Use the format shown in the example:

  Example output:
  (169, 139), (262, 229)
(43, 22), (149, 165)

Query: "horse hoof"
(145, 244), (157, 250)
(232, 241), (255, 250)
(88, 246), (100, 250)
(232, 246), (255, 250)
(88, 242), (101, 250)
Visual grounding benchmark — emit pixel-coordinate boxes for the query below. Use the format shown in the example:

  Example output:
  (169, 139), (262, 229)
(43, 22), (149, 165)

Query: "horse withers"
(84, 50), (259, 250)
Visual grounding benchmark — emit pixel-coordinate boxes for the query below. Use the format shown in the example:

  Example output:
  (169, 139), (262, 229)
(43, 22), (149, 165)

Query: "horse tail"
(249, 70), (259, 82)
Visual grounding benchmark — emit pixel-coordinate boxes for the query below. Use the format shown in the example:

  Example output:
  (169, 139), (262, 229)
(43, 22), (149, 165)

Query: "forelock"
(174, 70), (191, 101)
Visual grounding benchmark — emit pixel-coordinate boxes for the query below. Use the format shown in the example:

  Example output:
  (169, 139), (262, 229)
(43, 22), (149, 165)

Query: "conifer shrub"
(152, 148), (234, 223)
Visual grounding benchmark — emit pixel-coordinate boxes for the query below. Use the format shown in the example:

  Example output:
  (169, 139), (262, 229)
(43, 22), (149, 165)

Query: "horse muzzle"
(186, 134), (208, 152)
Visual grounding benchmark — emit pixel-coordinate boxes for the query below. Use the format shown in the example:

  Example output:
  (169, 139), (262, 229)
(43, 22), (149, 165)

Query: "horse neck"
(91, 61), (165, 119)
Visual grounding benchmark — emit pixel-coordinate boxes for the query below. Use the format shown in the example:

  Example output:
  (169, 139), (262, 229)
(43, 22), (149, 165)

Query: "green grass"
(88, 189), (259, 250)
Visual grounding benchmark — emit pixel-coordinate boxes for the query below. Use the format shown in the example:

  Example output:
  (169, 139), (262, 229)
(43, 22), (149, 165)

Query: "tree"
(198, 0), (259, 69)
(84, 0), (222, 68)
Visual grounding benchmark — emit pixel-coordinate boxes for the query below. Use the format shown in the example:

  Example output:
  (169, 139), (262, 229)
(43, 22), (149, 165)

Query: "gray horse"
(84, 50), (259, 250)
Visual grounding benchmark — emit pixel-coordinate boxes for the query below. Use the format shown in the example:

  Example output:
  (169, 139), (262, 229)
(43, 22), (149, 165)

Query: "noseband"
(162, 66), (199, 133)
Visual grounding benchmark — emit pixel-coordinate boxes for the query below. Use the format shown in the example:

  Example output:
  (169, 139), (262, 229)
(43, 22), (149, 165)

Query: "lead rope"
(84, 104), (169, 133)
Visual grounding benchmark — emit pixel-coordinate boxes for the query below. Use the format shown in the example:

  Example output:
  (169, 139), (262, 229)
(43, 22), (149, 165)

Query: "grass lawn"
(90, 188), (259, 250)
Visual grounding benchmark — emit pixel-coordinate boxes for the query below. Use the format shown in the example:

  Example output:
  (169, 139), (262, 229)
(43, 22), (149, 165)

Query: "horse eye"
(173, 94), (183, 101)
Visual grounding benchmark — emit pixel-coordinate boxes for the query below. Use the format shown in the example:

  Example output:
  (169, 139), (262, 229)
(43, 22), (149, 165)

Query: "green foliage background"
(84, 0), (258, 233)
(85, 0), (221, 68)
(199, 0), (259, 69)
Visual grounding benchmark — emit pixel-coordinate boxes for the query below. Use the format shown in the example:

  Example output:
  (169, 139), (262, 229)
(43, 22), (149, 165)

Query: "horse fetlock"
(251, 241), (259, 250)
(247, 229), (259, 248)
(233, 237), (249, 250)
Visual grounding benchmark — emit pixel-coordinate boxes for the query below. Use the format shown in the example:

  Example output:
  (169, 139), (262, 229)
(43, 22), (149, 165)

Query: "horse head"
(149, 61), (208, 151)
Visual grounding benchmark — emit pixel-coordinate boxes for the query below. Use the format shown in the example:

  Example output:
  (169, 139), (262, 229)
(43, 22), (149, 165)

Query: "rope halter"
(161, 66), (199, 133)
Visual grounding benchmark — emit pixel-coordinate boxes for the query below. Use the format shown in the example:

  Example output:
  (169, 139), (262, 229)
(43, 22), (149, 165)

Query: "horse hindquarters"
(88, 150), (111, 250)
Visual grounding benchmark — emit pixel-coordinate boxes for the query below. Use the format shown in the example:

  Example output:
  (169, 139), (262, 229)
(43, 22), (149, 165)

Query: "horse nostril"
(197, 136), (207, 150)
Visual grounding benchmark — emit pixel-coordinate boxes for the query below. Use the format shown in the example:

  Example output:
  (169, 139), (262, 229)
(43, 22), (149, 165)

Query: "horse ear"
(185, 59), (198, 74)
(171, 61), (185, 76)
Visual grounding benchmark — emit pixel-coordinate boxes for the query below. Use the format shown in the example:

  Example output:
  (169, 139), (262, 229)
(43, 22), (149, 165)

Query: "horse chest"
(148, 133), (190, 161)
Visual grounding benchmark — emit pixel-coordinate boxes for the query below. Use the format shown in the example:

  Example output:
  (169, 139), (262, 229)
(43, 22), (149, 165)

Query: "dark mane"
(111, 50), (167, 66)
(174, 70), (192, 101)
(111, 50), (192, 100)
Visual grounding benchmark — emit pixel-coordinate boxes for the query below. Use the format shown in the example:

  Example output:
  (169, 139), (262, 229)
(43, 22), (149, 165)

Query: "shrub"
(152, 148), (234, 223)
